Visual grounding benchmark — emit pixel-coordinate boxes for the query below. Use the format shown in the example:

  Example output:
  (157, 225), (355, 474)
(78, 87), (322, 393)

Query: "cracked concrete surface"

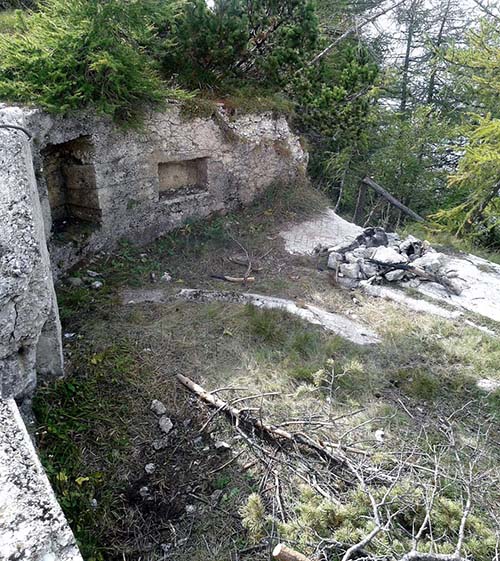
(0, 109), (63, 399)
(0, 398), (83, 561)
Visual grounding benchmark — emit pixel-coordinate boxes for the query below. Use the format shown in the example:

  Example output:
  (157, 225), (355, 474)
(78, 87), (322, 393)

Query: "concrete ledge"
(0, 398), (83, 561)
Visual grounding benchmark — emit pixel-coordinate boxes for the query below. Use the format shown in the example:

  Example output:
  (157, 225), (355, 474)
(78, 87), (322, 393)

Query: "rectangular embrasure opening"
(158, 157), (208, 198)
(42, 136), (101, 234)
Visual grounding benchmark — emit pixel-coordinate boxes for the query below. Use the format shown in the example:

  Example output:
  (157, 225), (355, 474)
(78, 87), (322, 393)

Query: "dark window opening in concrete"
(158, 157), (208, 199)
(42, 136), (101, 234)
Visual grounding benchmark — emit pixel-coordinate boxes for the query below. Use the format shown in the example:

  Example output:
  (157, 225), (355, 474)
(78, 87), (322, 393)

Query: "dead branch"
(228, 256), (263, 272)
(308, 0), (410, 66)
(228, 234), (254, 282)
(367, 259), (461, 295)
(211, 274), (256, 283)
(362, 177), (425, 223)
(273, 544), (313, 561)
(175, 373), (347, 466)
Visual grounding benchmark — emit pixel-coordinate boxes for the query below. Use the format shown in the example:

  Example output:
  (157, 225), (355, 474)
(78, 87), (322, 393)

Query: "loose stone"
(150, 399), (167, 416)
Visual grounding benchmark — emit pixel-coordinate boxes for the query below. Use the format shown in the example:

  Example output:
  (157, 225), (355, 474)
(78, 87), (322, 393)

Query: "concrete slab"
(0, 398), (83, 561)
(280, 209), (362, 255)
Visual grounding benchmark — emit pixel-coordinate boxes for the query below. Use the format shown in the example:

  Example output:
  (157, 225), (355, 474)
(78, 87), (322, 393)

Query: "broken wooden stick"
(211, 274), (255, 283)
(273, 544), (313, 561)
(175, 373), (346, 465)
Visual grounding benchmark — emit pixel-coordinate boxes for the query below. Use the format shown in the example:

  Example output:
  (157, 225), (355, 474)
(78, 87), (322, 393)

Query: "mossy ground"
(34, 183), (499, 560)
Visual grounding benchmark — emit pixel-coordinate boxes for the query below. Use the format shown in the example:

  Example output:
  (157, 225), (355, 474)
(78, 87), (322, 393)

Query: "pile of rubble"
(319, 227), (463, 295)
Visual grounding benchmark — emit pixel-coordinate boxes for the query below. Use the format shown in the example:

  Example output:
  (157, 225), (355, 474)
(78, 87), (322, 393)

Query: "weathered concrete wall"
(0, 106), (64, 400)
(0, 397), (83, 561)
(20, 104), (308, 277)
(0, 102), (306, 395)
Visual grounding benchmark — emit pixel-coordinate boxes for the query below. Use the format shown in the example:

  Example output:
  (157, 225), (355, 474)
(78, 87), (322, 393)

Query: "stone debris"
(150, 399), (167, 416)
(281, 209), (500, 325)
(158, 416), (173, 434)
(477, 378), (500, 392)
(322, 227), (463, 295)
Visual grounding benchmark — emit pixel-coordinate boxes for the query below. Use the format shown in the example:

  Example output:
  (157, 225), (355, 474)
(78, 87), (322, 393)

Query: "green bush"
(0, 0), (187, 121)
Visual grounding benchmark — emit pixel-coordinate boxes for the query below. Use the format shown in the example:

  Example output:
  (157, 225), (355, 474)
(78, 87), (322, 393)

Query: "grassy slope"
(34, 184), (500, 561)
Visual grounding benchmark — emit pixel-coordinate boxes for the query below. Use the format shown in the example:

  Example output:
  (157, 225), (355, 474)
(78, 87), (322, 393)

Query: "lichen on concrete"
(0, 398), (83, 561)
(0, 106), (63, 399)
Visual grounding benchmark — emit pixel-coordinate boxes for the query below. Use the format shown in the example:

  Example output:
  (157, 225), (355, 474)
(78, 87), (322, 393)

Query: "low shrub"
(0, 0), (187, 121)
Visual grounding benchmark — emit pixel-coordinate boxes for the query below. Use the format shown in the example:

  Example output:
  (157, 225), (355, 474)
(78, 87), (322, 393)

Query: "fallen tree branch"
(175, 373), (347, 466)
(211, 274), (256, 283)
(362, 177), (425, 223)
(367, 259), (461, 295)
(228, 256), (263, 272)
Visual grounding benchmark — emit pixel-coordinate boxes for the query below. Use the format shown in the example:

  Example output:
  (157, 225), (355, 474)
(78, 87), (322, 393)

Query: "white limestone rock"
(412, 253), (445, 274)
(339, 263), (361, 279)
(385, 269), (406, 282)
(150, 399), (167, 416)
(158, 416), (173, 434)
(360, 261), (379, 279)
(372, 246), (408, 265)
(327, 251), (343, 270)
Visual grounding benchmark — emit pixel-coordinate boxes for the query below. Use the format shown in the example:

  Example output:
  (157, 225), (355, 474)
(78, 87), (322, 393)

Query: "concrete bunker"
(158, 156), (208, 199)
(42, 136), (101, 233)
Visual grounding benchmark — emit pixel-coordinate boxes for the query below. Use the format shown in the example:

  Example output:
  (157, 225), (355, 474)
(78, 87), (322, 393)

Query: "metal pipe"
(0, 124), (32, 140)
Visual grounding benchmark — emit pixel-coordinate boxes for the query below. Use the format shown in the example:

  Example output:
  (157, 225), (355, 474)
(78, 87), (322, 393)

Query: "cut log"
(362, 177), (425, 223)
(273, 544), (313, 561)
